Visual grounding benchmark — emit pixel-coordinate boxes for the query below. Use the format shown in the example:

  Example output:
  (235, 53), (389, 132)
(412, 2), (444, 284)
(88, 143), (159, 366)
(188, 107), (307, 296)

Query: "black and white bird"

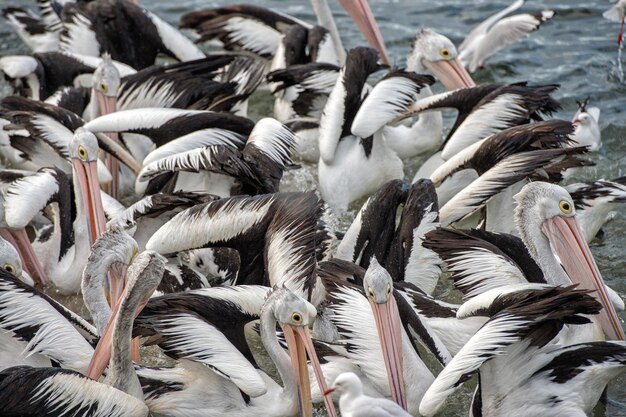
(419, 285), (626, 417)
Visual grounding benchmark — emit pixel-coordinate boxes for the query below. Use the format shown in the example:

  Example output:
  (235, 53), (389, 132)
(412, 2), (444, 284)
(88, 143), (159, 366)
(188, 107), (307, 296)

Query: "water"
(1, 0), (626, 415)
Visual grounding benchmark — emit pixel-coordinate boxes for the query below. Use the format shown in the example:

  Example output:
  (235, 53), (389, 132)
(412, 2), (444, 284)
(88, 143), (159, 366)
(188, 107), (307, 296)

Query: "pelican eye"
(100, 81), (108, 94)
(368, 286), (375, 298)
(439, 48), (451, 58)
(559, 200), (573, 214)
(3, 264), (16, 275)
(77, 145), (88, 161)
(386, 283), (392, 295)
(291, 312), (303, 324)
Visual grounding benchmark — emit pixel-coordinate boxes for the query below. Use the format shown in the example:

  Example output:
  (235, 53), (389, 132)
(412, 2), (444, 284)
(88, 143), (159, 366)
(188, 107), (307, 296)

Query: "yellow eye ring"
(77, 145), (88, 161)
(3, 264), (16, 275)
(368, 287), (375, 298)
(439, 48), (451, 58)
(559, 200), (573, 214)
(386, 283), (392, 295)
(291, 312), (302, 324)
(100, 81), (108, 94)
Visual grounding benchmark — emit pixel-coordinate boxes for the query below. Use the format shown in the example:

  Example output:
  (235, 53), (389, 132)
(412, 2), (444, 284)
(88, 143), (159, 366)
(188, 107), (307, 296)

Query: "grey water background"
(1, 0), (626, 415)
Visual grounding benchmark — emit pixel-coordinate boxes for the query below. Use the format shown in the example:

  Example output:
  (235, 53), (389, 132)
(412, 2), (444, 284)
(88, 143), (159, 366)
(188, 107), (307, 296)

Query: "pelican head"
(407, 28), (475, 90)
(363, 258), (406, 410)
(0, 236), (32, 286)
(92, 54), (120, 116)
(514, 181), (624, 340)
(82, 228), (139, 333)
(263, 287), (337, 417)
(87, 250), (166, 382)
(71, 128), (107, 244)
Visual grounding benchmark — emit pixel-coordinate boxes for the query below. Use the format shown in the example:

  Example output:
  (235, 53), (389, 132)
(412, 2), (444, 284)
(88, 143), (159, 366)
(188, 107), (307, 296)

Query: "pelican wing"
(137, 145), (255, 185)
(180, 5), (310, 57)
(4, 167), (68, 228)
(335, 180), (406, 266)
(423, 228), (543, 299)
(0, 366), (148, 417)
(118, 57), (234, 111)
(329, 283), (392, 388)
(419, 286), (599, 416)
(84, 108), (254, 148)
(351, 71), (435, 138)
(144, 10), (205, 62)
(134, 285), (269, 396)
(0, 55), (39, 79)
(2, 7), (59, 53)
(110, 192), (218, 229)
(45, 87), (91, 116)
(386, 179), (441, 294)
(438, 148), (576, 226)
(0, 271), (97, 374)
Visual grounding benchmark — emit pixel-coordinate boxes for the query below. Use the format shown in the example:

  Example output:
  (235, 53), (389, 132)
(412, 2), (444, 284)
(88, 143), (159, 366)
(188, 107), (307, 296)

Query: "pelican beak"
(2, 228), (50, 286)
(72, 158), (106, 244)
(369, 295), (407, 409)
(95, 90), (117, 117)
(86, 277), (150, 380)
(338, 0), (390, 66)
(542, 215), (625, 340)
(95, 132), (141, 176)
(282, 324), (338, 417)
(423, 58), (475, 90)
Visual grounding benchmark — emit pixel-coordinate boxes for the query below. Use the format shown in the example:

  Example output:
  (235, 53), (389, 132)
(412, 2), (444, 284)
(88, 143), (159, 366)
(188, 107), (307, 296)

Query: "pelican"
(0, 251), (164, 417)
(0, 236), (33, 286)
(320, 259), (443, 415)
(419, 285), (626, 417)
(425, 181), (625, 342)
(59, 0), (205, 69)
(93, 284), (338, 417)
(324, 372), (412, 417)
(2, 129), (135, 293)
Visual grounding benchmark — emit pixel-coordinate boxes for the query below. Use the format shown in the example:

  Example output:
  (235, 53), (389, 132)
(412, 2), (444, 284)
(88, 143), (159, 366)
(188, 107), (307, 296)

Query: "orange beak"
(338, 0), (390, 66)
(542, 215), (625, 340)
(1, 228), (50, 286)
(282, 324), (338, 417)
(423, 58), (475, 90)
(369, 295), (407, 409)
(72, 159), (106, 245)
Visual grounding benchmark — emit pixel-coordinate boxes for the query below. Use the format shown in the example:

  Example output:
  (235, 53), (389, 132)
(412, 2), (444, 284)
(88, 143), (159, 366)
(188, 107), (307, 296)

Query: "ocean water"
(1, 0), (626, 415)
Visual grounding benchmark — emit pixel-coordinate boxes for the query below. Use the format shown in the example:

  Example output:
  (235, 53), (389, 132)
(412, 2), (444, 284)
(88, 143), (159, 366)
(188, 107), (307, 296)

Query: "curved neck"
(109, 290), (143, 399)
(260, 304), (297, 400)
(517, 209), (571, 286)
(82, 260), (112, 334)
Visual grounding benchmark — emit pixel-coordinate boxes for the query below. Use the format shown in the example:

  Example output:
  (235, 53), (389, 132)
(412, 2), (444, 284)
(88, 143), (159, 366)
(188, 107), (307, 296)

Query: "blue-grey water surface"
(1, 0), (626, 415)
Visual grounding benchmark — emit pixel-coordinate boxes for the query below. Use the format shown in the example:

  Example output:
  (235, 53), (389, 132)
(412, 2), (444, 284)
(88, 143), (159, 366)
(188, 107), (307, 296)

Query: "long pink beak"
(95, 92), (120, 199)
(72, 159), (106, 245)
(338, 0), (390, 65)
(369, 296), (407, 410)
(542, 215), (625, 340)
(86, 279), (145, 380)
(0, 228), (50, 286)
(282, 324), (338, 417)
(424, 58), (475, 90)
